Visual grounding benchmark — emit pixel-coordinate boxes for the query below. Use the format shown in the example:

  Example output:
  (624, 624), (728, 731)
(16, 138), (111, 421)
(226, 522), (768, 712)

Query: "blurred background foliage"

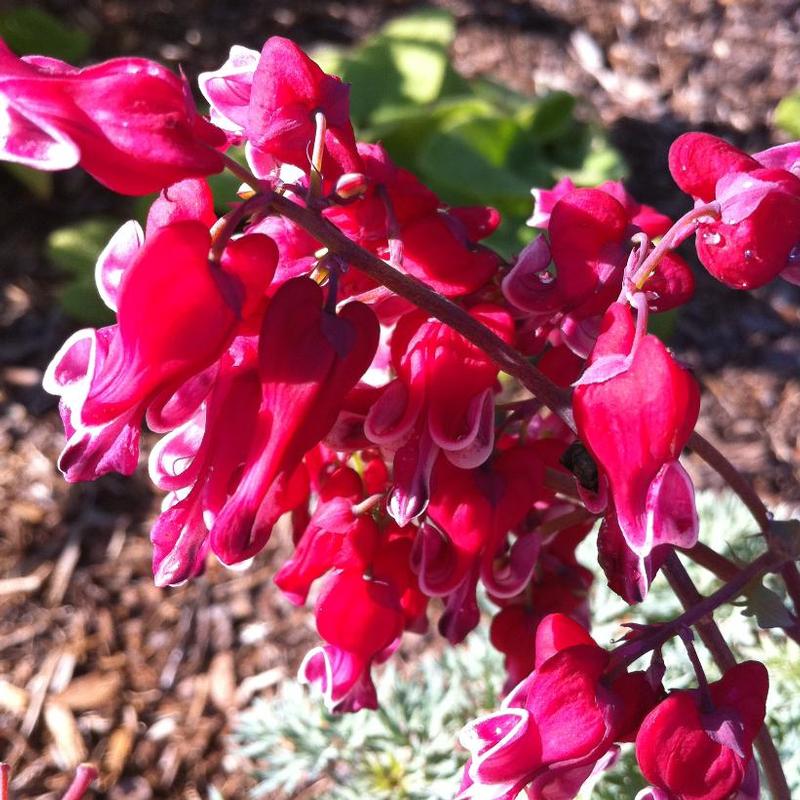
(5, 6), (624, 325)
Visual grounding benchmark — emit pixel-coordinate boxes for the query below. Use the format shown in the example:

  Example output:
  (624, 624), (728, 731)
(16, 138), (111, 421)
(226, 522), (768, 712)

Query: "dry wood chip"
(55, 672), (123, 711)
(44, 699), (87, 769)
(103, 705), (138, 786)
(186, 674), (210, 728)
(0, 564), (51, 596)
(46, 527), (84, 607)
(0, 679), (29, 716)
(21, 649), (61, 738)
(208, 652), (236, 713)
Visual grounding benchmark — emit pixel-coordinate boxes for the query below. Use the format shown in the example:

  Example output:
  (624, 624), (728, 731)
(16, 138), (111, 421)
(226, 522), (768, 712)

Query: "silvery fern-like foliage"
(234, 491), (800, 799)
(233, 634), (503, 799)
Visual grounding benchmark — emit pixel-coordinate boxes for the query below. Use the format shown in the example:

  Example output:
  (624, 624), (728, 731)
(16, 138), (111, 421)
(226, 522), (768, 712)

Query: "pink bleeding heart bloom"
(209, 277), (379, 565)
(504, 189), (694, 359)
(43, 222), (278, 483)
(635, 661), (768, 800)
(300, 568), (405, 713)
(274, 466), (380, 605)
(324, 142), (500, 298)
(198, 45), (259, 141)
(365, 305), (514, 526)
(0, 40), (225, 194)
(417, 445), (546, 644)
(147, 337), (261, 586)
(245, 37), (361, 178)
(530, 177), (672, 240)
(489, 522), (595, 692)
(458, 614), (642, 800)
(669, 132), (800, 289)
(573, 302), (700, 592)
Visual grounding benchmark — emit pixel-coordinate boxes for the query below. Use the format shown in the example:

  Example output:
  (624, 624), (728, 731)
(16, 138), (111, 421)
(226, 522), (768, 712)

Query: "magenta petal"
(148, 414), (205, 491)
(197, 45), (259, 134)
(436, 387), (495, 469)
(571, 354), (631, 387)
(364, 379), (422, 446)
(386, 425), (439, 526)
(0, 93), (79, 169)
(481, 532), (541, 599)
(411, 522), (461, 597)
(58, 412), (140, 482)
(716, 171), (786, 225)
(94, 220), (143, 311)
(298, 645), (376, 713)
(753, 141), (800, 176)
(150, 498), (209, 587)
(645, 460), (699, 553)
(500, 236), (556, 312)
(527, 748), (619, 800)
(439, 562), (481, 645)
(460, 708), (542, 787)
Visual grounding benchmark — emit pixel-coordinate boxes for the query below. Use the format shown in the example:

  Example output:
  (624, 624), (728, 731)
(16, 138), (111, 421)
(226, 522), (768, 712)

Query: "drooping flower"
(365, 305), (514, 526)
(573, 301), (700, 600)
(0, 41), (225, 194)
(44, 221), (278, 482)
(635, 661), (768, 800)
(209, 276), (379, 564)
(300, 567), (405, 713)
(669, 132), (800, 289)
(458, 614), (657, 800)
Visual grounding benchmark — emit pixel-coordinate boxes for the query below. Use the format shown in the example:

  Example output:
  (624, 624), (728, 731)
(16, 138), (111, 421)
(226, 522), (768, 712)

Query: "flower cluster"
(2, 31), (791, 799)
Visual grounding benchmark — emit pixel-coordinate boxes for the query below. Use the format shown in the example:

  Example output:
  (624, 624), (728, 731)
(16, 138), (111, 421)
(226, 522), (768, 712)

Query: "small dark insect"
(560, 441), (599, 493)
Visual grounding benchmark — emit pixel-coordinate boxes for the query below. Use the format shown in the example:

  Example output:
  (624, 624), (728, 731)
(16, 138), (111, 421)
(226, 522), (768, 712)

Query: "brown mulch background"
(1, 1), (800, 797)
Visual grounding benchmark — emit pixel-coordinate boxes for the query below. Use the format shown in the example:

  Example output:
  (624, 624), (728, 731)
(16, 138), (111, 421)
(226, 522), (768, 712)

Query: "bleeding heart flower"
(635, 661), (768, 800)
(573, 302), (700, 592)
(669, 132), (800, 289)
(0, 40), (225, 194)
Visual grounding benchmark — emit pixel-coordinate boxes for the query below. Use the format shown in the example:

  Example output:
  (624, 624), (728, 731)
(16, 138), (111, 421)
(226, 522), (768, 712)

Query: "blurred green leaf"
(3, 162), (53, 200)
(0, 7), (91, 62)
(381, 8), (456, 48)
(647, 308), (678, 343)
(416, 115), (532, 208)
(522, 91), (577, 143)
(47, 217), (118, 325)
(775, 92), (800, 138)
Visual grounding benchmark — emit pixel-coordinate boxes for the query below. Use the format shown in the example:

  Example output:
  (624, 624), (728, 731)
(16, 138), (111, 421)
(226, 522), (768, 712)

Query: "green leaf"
(381, 8), (456, 48)
(47, 217), (119, 325)
(555, 129), (627, 185)
(739, 583), (796, 630)
(416, 115), (532, 207)
(647, 308), (678, 343)
(0, 7), (91, 62)
(3, 163), (53, 200)
(775, 93), (800, 139)
(523, 91), (577, 143)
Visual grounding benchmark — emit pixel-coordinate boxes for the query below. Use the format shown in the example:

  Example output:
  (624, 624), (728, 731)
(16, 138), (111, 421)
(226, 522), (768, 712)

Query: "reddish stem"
(266, 190), (575, 425)
(631, 201), (720, 288)
(612, 550), (781, 668)
(689, 432), (800, 635)
(1, 763), (9, 800)
(60, 764), (98, 800)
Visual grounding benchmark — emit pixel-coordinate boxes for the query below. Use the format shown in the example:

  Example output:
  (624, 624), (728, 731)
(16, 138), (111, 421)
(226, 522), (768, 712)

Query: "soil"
(1, 1), (799, 798)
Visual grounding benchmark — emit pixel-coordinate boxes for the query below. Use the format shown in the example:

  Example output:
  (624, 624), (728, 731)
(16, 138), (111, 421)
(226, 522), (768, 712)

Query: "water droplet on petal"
(743, 249), (754, 261)
(788, 244), (800, 263)
(536, 270), (555, 285)
(702, 231), (722, 246)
